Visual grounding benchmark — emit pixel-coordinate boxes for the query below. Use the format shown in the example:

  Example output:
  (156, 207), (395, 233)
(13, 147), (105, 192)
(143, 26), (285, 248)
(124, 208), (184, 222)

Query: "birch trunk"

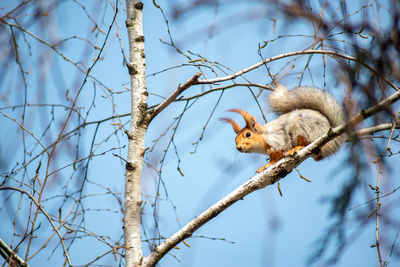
(124, 1), (148, 266)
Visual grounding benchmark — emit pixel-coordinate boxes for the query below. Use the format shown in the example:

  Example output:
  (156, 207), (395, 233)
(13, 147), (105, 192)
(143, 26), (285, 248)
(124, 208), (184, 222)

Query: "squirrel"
(221, 84), (346, 173)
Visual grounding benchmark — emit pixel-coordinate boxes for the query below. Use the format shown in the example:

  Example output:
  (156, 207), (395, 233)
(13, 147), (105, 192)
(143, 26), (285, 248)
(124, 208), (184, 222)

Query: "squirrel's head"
(221, 109), (268, 154)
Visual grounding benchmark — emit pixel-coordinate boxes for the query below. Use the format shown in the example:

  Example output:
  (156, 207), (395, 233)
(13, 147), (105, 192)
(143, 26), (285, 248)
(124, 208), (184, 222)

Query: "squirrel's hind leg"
(287, 135), (310, 156)
(312, 153), (323, 161)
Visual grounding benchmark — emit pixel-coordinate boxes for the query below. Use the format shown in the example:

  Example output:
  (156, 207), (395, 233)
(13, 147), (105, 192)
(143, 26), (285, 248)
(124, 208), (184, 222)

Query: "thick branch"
(142, 87), (400, 267)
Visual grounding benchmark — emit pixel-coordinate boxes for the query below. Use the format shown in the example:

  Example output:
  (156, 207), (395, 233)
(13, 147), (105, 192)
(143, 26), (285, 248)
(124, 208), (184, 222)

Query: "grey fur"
(263, 84), (345, 158)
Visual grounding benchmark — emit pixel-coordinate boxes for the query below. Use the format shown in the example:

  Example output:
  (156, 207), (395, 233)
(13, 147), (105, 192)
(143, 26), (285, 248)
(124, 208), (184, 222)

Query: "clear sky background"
(1, 0), (400, 266)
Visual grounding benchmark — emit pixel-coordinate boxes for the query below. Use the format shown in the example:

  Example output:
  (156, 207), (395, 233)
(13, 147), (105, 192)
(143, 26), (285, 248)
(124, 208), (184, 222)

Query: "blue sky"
(1, 0), (400, 266)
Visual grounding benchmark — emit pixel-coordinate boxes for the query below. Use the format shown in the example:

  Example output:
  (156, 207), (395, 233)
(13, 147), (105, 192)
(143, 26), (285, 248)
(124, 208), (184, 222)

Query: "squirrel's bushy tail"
(268, 84), (345, 157)
(269, 84), (344, 127)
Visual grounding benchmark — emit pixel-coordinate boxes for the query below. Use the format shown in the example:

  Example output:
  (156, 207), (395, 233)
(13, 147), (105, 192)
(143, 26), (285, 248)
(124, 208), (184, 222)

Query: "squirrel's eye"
(245, 132), (251, 138)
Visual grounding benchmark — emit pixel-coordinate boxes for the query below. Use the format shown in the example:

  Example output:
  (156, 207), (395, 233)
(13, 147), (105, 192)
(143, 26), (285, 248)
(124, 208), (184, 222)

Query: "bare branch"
(196, 50), (398, 92)
(0, 111), (49, 156)
(0, 187), (72, 266)
(0, 19), (111, 93)
(0, 238), (28, 267)
(370, 123), (396, 266)
(150, 72), (201, 119)
(347, 91), (400, 126)
(356, 122), (400, 136)
(178, 82), (274, 101)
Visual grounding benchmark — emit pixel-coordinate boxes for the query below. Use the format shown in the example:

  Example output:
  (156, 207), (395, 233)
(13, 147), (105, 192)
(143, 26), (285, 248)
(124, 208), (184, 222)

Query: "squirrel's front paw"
(256, 166), (266, 174)
(256, 162), (275, 173)
(286, 145), (305, 156)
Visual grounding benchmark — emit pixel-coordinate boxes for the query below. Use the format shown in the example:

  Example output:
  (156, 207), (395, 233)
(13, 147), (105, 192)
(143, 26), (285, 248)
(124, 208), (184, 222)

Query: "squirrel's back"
(266, 84), (345, 158)
(268, 84), (344, 128)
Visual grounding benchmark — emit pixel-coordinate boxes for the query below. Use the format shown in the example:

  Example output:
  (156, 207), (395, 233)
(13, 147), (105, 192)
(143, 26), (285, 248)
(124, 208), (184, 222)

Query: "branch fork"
(150, 72), (201, 120)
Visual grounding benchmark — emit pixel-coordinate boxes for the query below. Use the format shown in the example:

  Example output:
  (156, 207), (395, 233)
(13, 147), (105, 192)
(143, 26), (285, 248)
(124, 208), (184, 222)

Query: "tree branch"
(0, 20), (110, 91)
(356, 122), (400, 136)
(150, 72), (201, 120)
(196, 50), (398, 92)
(0, 111), (49, 156)
(142, 86), (400, 267)
(0, 238), (28, 267)
(0, 187), (71, 266)
(177, 82), (274, 102)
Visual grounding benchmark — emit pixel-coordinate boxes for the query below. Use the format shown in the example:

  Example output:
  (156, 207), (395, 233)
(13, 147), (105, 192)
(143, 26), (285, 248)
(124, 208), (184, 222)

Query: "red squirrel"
(222, 84), (345, 173)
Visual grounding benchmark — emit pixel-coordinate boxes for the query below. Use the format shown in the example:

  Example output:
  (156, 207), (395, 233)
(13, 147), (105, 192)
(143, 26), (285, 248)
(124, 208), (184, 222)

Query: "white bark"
(124, 1), (149, 266)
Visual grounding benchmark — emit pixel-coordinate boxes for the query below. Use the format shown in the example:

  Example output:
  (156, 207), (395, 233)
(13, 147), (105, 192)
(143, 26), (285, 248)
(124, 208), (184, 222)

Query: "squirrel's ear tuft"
(228, 109), (259, 131)
(220, 117), (241, 133)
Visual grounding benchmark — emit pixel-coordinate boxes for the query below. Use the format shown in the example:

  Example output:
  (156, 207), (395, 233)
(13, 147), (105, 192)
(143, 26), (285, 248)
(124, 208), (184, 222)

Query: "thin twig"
(24, 4), (118, 261)
(372, 123), (396, 266)
(1, 20), (110, 91)
(0, 187), (72, 266)
(373, 162), (384, 267)
(0, 111), (49, 156)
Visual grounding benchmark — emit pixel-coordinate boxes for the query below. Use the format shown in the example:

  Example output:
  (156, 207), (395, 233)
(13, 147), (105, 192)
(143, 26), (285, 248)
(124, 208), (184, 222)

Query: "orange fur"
(287, 146), (305, 156)
(256, 151), (285, 173)
(235, 128), (269, 154)
(296, 135), (309, 146)
(287, 135), (309, 155)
